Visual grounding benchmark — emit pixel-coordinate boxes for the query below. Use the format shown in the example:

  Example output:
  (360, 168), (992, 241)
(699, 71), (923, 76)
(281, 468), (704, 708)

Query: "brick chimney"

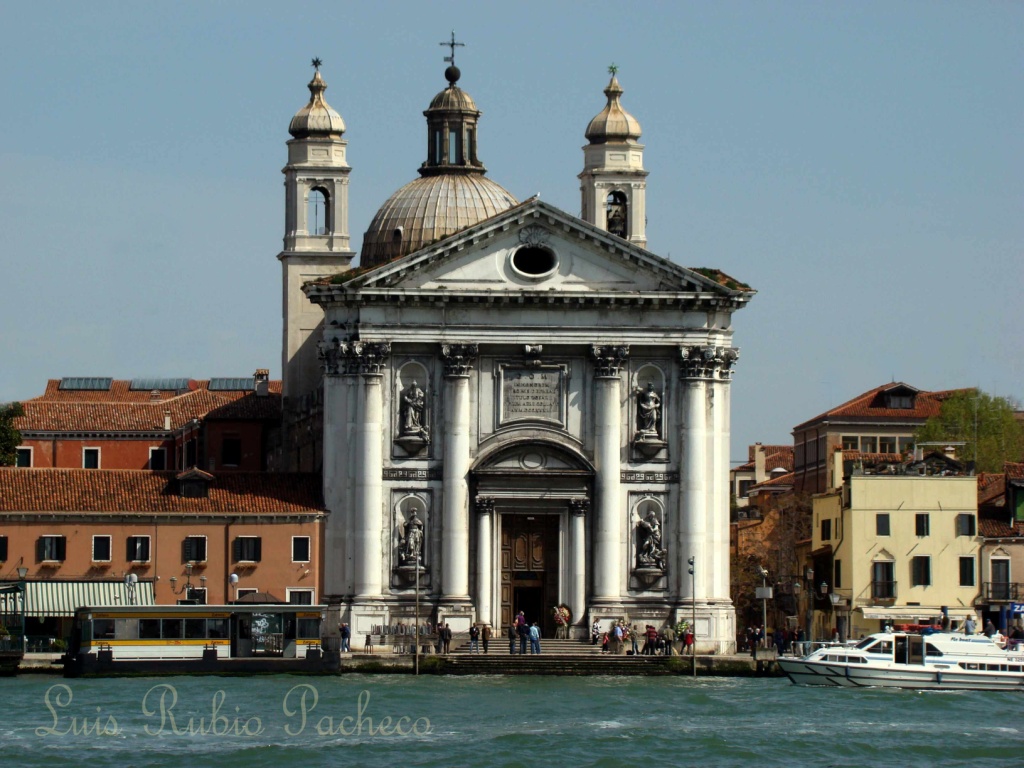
(254, 369), (270, 397)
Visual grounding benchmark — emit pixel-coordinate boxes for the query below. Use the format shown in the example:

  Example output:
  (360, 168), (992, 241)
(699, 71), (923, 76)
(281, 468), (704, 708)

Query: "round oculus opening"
(511, 246), (557, 278)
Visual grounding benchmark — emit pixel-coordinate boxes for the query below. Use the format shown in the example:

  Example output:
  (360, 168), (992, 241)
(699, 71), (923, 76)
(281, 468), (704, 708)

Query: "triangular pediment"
(327, 199), (752, 301)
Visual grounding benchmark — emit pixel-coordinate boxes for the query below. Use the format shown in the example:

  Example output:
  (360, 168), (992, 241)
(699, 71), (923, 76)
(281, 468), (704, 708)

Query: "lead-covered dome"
(289, 68), (346, 139)
(360, 64), (517, 267)
(360, 174), (517, 266)
(585, 74), (641, 144)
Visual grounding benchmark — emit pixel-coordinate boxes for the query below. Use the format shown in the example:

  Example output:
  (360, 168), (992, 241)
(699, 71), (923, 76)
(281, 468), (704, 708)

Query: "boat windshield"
(855, 637), (878, 650)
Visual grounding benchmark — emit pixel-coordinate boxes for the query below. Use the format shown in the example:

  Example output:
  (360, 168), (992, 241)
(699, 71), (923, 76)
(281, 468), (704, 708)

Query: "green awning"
(0, 580), (156, 618)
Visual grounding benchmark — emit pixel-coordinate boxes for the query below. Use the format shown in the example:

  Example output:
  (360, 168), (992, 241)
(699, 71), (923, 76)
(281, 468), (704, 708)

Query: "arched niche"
(395, 361), (430, 455)
(631, 496), (666, 572)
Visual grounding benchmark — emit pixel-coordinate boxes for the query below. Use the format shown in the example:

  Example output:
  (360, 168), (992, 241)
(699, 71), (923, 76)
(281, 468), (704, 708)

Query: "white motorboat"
(777, 631), (1024, 690)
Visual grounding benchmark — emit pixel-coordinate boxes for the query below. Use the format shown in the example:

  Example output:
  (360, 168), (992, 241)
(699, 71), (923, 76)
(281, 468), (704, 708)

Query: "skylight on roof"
(129, 378), (191, 391)
(59, 377), (113, 391)
(208, 378), (254, 391)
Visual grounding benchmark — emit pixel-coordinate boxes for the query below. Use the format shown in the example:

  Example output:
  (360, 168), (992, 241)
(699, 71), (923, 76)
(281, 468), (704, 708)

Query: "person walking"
(529, 622), (541, 654)
(663, 624), (676, 656)
(442, 623), (453, 654)
(340, 623), (351, 653)
(630, 624), (640, 656)
(482, 624), (491, 653)
(468, 623), (480, 653)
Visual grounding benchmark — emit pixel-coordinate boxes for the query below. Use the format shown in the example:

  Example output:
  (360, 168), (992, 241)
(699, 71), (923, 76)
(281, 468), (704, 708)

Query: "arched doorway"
(471, 439), (593, 637)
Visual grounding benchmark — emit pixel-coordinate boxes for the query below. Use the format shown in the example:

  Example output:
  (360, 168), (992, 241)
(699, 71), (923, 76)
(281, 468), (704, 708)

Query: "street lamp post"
(17, 566), (28, 654)
(169, 563), (201, 604)
(414, 555), (421, 677)
(756, 566), (772, 649)
(688, 556), (696, 677)
(229, 573), (239, 603)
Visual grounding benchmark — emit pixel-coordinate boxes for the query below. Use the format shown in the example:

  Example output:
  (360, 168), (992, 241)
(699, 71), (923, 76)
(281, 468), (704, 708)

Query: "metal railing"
(984, 582), (1024, 601)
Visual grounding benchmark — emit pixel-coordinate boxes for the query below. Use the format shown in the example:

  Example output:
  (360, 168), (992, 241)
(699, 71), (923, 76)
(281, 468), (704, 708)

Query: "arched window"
(606, 191), (628, 238)
(307, 187), (330, 235)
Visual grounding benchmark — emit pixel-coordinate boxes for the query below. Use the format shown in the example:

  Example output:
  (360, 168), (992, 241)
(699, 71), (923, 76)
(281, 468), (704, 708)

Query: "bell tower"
(279, 59), (355, 403)
(579, 67), (648, 248)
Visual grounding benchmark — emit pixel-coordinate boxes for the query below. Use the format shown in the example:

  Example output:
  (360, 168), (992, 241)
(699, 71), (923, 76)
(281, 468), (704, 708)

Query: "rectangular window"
(898, 437), (915, 455)
(221, 437), (242, 466)
(185, 587), (207, 605)
(955, 514), (976, 537)
(876, 513), (891, 536)
(83, 447), (100, 469)
(126, 535), (151, 563)
(287, 589), (314, 605)
(292, 536), (311, 563)
(37, 535), (66, 562)
(841, 436), (859, 450)
(872, 561), (896, 598)
(92, 535), (112, 562)
(737, 480), (753, 498)
(911, 556), (931, 587)
(959, 557), (975, 587)
(879, 436), (897, 453)
(16, 447), (31, 467)
(915, 513), (930, 536)
(0, 535), (7, 561)
(149, 448), (167, 470)
(182, 535), (207, 563)
(236, 588), (258, 600)
(821, 518), (832, 542)
(860, 437), (877, 453)
(233, 536), (262, 563)
(834, 560), (842, 589)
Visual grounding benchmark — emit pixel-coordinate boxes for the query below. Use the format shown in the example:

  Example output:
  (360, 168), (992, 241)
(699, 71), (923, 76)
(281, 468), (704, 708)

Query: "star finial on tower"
(440, 30), (465, 66)
(608, 63), (619, 76)
(311, 57), (323, 71)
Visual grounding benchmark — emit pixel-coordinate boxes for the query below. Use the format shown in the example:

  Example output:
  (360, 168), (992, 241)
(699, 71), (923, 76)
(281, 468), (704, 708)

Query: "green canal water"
(1, 674), (1020, 767)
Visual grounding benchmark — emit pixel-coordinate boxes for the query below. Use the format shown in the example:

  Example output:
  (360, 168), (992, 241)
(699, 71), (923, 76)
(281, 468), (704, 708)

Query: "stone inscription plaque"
(499, 366), (565, 426)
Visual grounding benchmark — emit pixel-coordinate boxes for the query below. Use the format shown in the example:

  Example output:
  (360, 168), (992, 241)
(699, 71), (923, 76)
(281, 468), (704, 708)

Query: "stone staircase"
(442, 638), (686, 675)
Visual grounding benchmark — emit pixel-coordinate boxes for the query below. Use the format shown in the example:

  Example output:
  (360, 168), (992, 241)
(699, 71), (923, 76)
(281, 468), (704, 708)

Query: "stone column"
(568, 498), (589, 625)
(591, 345), (628, 601)
(441, 344), (477, 601)
(710, 349), (738, 600)
(679, 345), (711, 603)
(351, 342), (390, 599)
(475, 497), (495, 627)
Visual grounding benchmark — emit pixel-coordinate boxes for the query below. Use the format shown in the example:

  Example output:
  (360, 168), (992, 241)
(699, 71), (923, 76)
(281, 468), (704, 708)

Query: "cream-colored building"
(277, 59), (753, 651)
(811, 452), (981, 640)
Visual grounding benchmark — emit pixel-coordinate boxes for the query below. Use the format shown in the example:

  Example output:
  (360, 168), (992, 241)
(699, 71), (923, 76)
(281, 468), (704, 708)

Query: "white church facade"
(278, 56), (753, 652)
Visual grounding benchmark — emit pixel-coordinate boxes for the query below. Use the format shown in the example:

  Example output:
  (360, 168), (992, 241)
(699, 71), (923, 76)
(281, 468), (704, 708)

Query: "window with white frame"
(233, 536), (262, 563)
(182, 535), (207, 563)
(287, 588), (315, 605)
(126, 535), (151, 562)
(236, 588), (258, 600)
(292, 536), (311, 563)
(149, 448), (167, 470)
(92, 535), (112, 562)
(83, 447), (100, 469)
(959, 556), (975, 587)
(37, 535), (66, 562)
(16, 447), (31, 467)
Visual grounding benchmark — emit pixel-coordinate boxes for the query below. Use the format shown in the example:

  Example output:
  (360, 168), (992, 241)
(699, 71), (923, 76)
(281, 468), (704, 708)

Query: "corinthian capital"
(317, 337), (347, 375)
(441, 343), (478, 377)
(591, 345), (629, 378)
(348, 341), (391, 376)
(680, 345), (740, 380)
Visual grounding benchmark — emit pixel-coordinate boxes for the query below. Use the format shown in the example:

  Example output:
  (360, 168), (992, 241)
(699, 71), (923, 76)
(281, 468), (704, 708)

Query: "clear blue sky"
(1, 2), (1020, 461)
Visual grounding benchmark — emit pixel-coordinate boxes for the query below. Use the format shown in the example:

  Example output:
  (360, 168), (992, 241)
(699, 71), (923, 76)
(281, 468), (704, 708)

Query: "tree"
(915, 390), (1024, 472)
(0, 401), (25, 466)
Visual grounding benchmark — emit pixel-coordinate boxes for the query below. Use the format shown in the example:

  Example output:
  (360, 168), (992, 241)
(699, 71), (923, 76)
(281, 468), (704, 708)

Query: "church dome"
(289, 68), (346, 139)
(359, 62), (517, 267)
(360, 174), (518, 267)
(585, 74), (641, 144)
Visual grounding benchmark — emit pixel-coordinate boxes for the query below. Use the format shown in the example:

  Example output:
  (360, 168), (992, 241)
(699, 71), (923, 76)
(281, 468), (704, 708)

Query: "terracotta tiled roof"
(15, 380), (281, 432)
(750, 471), (795, 491)
(978, 516), (1024, 539)
(1007, 462), (1024, 481)
(840, 451), (905, 464)
(0, 469), (323, 514)
(977, 473), (1006, 506)
(794, 382), (971, 430)
(734, 445), (795, 472)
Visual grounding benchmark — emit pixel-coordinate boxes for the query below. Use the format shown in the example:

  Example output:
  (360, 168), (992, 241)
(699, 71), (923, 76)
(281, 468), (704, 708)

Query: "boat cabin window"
(139, 619), (161, 639)
(208, 619), (228, 638)
(161, 619), (183, 639)
(925, 642), (944, 657)
(855, 638), (877, 650)
(298, 618), (320, 639)
(878, 640), (893, 655)
(184, 619), (206, 639)
(94, 619), (116, 640)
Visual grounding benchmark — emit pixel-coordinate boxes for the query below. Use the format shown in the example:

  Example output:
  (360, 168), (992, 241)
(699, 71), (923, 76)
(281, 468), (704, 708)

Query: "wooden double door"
(500, 514), (560, 638)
